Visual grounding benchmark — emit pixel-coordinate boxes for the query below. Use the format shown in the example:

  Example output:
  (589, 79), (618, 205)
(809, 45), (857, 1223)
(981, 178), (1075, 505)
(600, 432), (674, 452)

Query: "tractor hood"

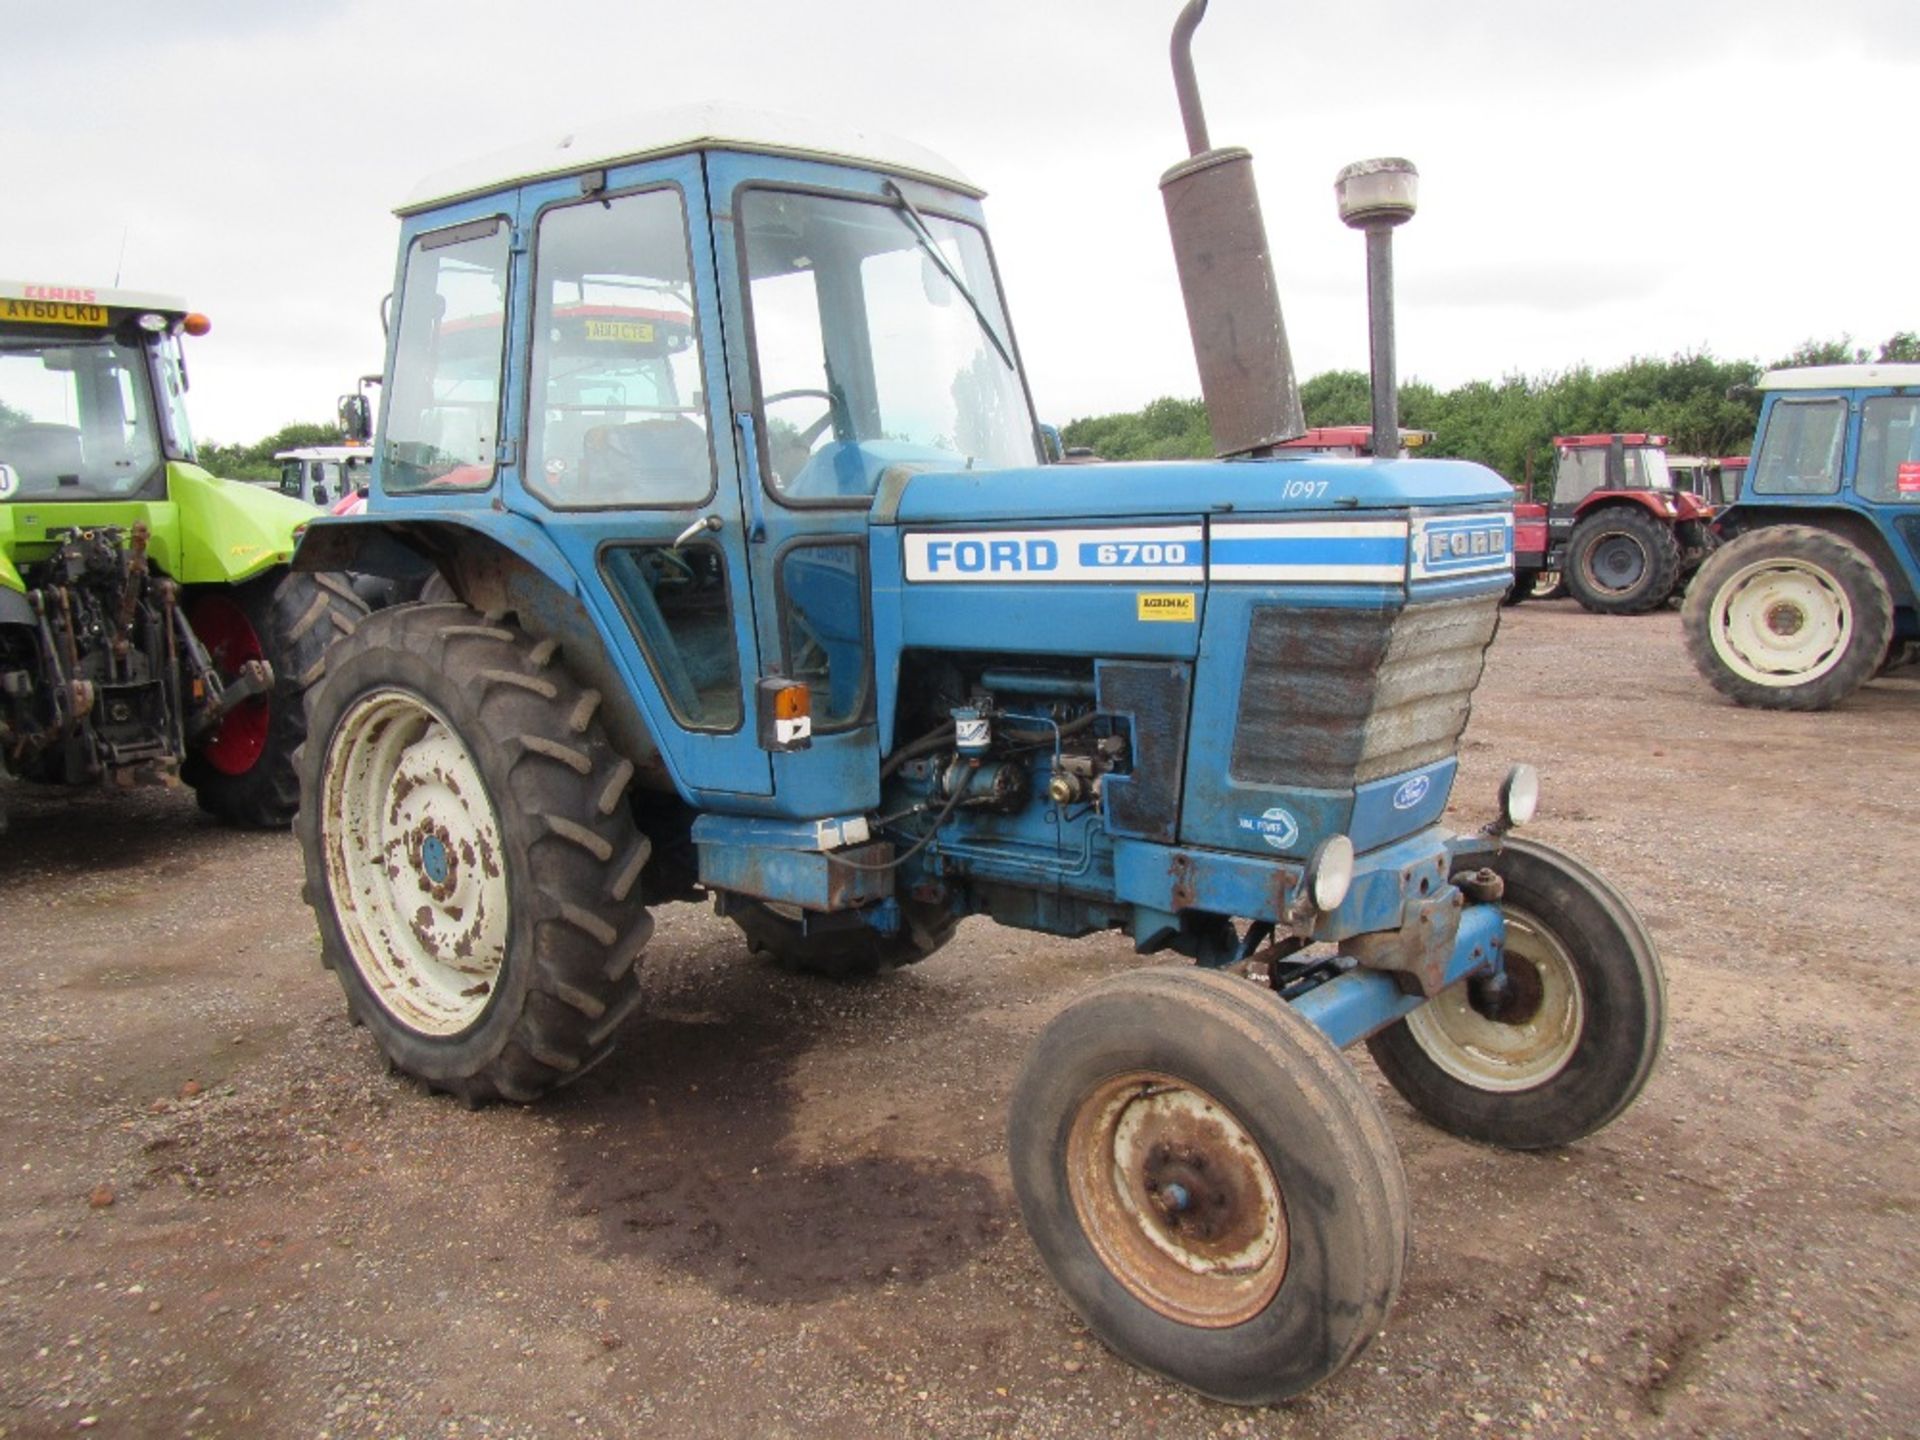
(877, 456), (1515, 525)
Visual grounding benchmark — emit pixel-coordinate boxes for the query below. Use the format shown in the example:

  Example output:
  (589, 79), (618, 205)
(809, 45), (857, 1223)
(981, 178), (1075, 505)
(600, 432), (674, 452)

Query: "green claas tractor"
(0, 280), (365, 825)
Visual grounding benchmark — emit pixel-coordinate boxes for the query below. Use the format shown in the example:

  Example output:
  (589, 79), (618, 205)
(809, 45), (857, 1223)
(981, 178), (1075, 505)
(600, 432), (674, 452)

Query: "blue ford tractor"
(1683, 364), (1920, 708)
(291, 4), (1663, 1404)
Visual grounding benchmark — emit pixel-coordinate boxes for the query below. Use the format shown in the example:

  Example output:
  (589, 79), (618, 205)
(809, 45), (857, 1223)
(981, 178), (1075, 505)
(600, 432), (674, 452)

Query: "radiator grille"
(1231, 595), (1501, 790)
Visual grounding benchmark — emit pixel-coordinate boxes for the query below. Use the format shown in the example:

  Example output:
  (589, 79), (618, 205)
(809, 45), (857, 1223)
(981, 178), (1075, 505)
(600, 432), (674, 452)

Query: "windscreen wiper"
(882, 180), (1015, 372)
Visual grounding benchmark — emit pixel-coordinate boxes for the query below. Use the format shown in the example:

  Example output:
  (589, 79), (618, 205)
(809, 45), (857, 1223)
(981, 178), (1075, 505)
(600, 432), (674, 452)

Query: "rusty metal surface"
(1160, 149), (1304, 457)
(1065, 1070), (1287, 1330)
(1342, 883), (1466, 997)
(1233, 594), (1501, 789)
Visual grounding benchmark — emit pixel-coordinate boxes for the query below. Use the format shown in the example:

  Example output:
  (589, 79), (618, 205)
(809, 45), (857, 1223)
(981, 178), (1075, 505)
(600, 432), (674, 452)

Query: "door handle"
(673, 514), (723, 548)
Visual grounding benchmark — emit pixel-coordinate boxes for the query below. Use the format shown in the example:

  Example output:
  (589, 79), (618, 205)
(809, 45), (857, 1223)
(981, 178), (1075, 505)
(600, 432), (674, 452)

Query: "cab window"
(1857, 395), (1920, 503)
(739, 187), (1037, 505)
(526, 188), (711, 509)
(1752, 398), (1846, 496)
(384, 218), (511, 493)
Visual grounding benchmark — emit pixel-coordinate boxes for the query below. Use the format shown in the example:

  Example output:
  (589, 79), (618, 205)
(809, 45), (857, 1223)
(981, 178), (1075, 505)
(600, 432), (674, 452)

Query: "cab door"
(703, 152), (918, 820)
(501, 156), (772, 798)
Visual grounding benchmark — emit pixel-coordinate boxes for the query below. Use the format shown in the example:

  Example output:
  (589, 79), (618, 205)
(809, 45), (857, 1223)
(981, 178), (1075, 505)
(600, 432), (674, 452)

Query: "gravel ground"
(0, 601), (1914, 1440)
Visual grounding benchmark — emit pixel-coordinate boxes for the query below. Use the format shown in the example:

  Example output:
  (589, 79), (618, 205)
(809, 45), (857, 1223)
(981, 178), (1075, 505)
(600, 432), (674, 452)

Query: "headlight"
(1499, 764), (1540, 828)
(1305, 834), (1355, 912)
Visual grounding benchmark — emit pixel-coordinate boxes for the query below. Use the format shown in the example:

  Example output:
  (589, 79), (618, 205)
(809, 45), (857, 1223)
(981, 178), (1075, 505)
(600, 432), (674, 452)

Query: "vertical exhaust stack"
(1335, 157), (1419, 460)
(1160, 0), (1304, 458)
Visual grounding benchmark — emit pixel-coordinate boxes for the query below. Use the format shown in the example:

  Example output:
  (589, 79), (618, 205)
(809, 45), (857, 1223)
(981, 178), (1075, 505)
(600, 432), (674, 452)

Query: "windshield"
(739, 188), (1038, 503)
(0, 335), (162, 500)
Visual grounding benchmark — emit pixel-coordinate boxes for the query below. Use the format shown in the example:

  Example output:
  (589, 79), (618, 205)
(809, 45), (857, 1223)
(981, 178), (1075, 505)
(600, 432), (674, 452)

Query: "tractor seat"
(577, 417), (709, 502)
(0, 423), (85, 486)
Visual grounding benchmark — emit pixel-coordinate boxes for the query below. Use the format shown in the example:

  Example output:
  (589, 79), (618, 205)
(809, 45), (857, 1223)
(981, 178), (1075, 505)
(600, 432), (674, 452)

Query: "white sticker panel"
(904, 526), (1205, 583)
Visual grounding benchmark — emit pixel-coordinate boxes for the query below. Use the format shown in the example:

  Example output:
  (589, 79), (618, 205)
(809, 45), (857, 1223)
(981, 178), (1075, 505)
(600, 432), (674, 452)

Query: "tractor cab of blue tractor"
(292, 11), (1662, 1410)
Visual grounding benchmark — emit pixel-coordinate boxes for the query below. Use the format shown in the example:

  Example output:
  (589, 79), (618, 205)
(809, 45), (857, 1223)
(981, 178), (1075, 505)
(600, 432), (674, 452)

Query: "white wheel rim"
(1708, 557), (1852, 687)
(1405, 908), (1584, 1092)
(320, 688), (510, 1036)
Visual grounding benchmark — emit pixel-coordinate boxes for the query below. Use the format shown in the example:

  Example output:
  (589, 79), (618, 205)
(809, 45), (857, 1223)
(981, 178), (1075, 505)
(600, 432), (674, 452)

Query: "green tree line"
(1061, 332), (1919, 495)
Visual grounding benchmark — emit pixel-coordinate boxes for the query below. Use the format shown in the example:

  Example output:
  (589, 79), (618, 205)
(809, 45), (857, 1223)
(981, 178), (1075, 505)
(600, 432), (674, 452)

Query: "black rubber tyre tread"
(1680, 525), (1895, 712)
(1366, 838), (1666, 1150)
(1503, 570), (1539, 606)
(295, 602), (651, 1104)
(185, 568), (368, 829)
(1566, 507), (1682, 614)
(1008, 965), (1409, 1407)
(726, 895), (959, 979)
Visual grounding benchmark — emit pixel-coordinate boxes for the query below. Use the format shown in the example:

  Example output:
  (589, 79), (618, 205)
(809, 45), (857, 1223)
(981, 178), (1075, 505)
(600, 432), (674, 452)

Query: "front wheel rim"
(320, 688), (510, 1036)
(1709, 557), (1852, 686)
(1405, 907), (1584, 1091)
(1065, 1072), (1288, 1328)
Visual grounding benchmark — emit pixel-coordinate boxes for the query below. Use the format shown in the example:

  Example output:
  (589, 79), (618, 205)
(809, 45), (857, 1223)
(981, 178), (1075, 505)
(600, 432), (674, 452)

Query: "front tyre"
(296, 604), (652, 1104)
(184, 569), (367, 828)
(1681, 525), (1894, 711)
(1366, 839), (1665, 1150)
(1566, 508), (1682, 614)
(1009, 966), (1408, 1406)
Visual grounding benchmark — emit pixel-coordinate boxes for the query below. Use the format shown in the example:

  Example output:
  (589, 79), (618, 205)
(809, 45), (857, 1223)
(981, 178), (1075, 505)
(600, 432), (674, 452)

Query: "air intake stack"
(1160, 0), (1304, 458)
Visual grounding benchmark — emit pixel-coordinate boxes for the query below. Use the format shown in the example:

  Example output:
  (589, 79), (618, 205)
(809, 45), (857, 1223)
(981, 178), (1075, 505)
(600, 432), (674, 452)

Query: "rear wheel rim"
(1586, 532), (1648, 592)
(1405, 907), (1584, 1091)
(188, 594), (270, 776)
(320, 688), (509, 1037)
(1065, 1071), (1287, 1328)
(1709, 557), (1852, 686)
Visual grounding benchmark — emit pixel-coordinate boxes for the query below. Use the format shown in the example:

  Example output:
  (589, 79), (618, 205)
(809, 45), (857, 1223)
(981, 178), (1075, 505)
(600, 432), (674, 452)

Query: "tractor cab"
(0, 283), (208, 505)
(1710, 455), (1748, 507)
(274, 445), (372, 508)
(1664, 453), (1716, 508)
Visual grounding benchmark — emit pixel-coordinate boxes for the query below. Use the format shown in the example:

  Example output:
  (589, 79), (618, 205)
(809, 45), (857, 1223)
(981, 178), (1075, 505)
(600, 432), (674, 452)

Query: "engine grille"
(1231, 594), (1501, 790)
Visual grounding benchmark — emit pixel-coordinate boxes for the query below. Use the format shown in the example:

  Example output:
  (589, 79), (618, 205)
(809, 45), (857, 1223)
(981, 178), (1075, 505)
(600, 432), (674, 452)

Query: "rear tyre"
(184, 569), (366, 828)
(1681, 526), (1894, 711)
(1566, 508), (1682, 614)
(1009, 966), (1408, 1405)
(297, 604), (652, 1103)
(724, 895), (958, 979)
(1366, 839), (1665, 1149)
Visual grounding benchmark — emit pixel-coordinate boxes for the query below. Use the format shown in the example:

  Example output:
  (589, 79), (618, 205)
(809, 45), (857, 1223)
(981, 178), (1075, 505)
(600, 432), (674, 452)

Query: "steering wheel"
(762, 388), (848, 451)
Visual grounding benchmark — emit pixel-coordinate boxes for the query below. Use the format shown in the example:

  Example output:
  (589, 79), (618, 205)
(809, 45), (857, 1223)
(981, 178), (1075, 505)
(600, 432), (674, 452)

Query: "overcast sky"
(6, 0), (1915, 444)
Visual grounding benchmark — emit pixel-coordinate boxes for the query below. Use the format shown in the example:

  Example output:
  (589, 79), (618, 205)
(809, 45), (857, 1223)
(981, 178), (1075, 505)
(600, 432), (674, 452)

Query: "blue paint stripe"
(1209, 535), (1408, 565)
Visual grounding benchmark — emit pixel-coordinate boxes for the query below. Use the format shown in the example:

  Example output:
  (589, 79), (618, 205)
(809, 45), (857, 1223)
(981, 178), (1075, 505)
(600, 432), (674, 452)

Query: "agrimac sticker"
(1136, 592), (1196, 622)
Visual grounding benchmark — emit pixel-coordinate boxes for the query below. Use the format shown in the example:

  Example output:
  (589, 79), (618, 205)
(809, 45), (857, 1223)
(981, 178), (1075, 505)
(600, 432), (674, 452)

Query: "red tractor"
(1535, 433), (1716, 613)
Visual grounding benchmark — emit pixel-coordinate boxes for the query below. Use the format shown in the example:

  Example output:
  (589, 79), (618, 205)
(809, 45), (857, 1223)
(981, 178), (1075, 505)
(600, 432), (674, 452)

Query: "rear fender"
(1572, 491), (1677, 525)
(293, 514), (674, 793)
(1715, 504), (1917, 609)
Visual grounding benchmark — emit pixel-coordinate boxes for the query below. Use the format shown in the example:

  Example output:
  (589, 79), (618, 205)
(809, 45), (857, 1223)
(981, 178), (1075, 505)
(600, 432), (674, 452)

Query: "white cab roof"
(0, 279), (187, 313)
(274, 447), (373, 462)
(1760, 363), (1920, 391)
(400, 102), (981, 215)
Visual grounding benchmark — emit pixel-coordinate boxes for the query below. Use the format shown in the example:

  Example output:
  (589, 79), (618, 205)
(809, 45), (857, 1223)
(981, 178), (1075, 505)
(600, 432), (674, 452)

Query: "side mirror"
(1038, 423), (1065, 464)
(338, 392), (373, 442)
